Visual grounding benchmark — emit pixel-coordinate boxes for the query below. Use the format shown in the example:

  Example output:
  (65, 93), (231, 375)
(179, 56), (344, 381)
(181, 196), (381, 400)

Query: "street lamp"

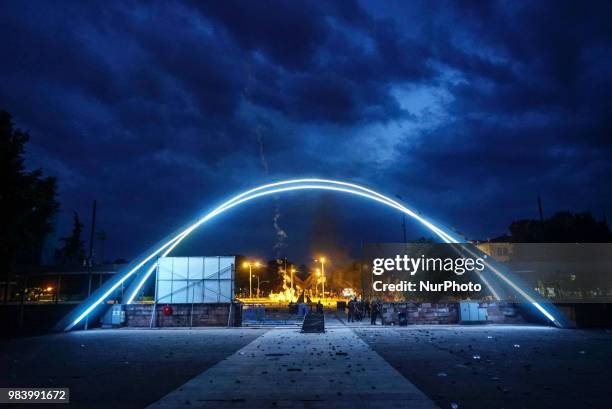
(315, 257), (326, 299)
(242, 260), (261, 299)
(290, 267), (296, 291)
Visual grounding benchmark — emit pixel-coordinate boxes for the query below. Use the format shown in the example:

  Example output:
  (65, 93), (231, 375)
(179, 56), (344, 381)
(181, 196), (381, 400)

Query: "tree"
(508, 211), (612, 242)
(55, 212), (85, 266)
(0, 110), (59, 272)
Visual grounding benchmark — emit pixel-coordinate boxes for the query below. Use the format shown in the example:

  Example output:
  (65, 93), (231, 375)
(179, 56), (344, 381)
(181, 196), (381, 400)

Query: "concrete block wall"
(381, 302), (459, 325)
(483, 301), (526, 324)
(124, 303), (242, 327)
(380, 301), (525, 325)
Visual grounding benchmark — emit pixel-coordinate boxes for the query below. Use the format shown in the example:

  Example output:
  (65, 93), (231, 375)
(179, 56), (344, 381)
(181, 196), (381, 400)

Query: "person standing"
(371, 300), (379, 325)
(347, 297), (355, 322)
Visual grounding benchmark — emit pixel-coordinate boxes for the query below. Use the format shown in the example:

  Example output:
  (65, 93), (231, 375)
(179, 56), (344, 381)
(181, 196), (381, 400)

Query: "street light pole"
(290, 267), (297, 300)
(320, 258), (326, 300)
(315, 257), (325, 298)
(248, 264), (253, 299)
(314, 257), (327, 301)
(243, 260), (261, 300)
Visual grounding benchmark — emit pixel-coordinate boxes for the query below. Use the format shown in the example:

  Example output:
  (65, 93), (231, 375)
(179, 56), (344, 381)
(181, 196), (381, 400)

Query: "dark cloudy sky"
(1, 1), (611, 264)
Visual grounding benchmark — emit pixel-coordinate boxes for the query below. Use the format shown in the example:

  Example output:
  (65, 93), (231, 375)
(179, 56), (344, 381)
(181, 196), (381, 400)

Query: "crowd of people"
(347, 297), (382, 325)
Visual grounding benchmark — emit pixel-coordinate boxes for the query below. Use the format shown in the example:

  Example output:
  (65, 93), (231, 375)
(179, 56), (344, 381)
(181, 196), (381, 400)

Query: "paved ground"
(0, 328), (267, 408)
(354, 324), (612, 409)
(148, 326), (437, 409)
(2, 321), (612, 409)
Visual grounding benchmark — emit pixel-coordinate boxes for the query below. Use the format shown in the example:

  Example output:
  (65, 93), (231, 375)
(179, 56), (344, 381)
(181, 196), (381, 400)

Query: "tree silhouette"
(0, 110), (59, 272)
(55, 212), (85, 265)
(508, 211), (612, 242)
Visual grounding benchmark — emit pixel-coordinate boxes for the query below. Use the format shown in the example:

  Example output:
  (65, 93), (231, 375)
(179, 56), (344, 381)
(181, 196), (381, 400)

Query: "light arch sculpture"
(57, 178), (565, 331)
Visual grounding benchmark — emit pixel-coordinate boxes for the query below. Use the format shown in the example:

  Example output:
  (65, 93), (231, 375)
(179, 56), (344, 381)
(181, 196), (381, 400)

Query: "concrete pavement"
(3, 321), (612, 408)
(0, 328), (267, 408)
(147, 326), (439, 409)
(356, 325), (612, 409)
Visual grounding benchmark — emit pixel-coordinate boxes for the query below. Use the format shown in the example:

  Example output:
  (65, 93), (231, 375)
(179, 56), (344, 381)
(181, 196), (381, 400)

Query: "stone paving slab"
(355, 325), (612, 409)
(0, 328), (267, 409)
(147, 327), (439, 409)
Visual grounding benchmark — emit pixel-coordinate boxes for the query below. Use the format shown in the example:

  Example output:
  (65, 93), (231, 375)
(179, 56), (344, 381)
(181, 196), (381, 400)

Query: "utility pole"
(85, 199), (97, 330)
(537, 196), (544, 224)
(88, 200), (97, 264)
(284, 257), (288, 286)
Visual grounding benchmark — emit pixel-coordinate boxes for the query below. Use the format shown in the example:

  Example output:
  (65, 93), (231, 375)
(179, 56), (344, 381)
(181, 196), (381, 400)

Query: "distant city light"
(342, 288), (356, 298)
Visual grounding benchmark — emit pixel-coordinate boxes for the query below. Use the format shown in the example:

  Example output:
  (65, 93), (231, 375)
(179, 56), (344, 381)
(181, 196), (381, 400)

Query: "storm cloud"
(1, 0), (611, 262)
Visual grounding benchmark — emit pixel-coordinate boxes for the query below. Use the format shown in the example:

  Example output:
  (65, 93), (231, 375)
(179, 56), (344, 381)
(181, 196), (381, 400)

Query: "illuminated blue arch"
(56, 178), (566, 331)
